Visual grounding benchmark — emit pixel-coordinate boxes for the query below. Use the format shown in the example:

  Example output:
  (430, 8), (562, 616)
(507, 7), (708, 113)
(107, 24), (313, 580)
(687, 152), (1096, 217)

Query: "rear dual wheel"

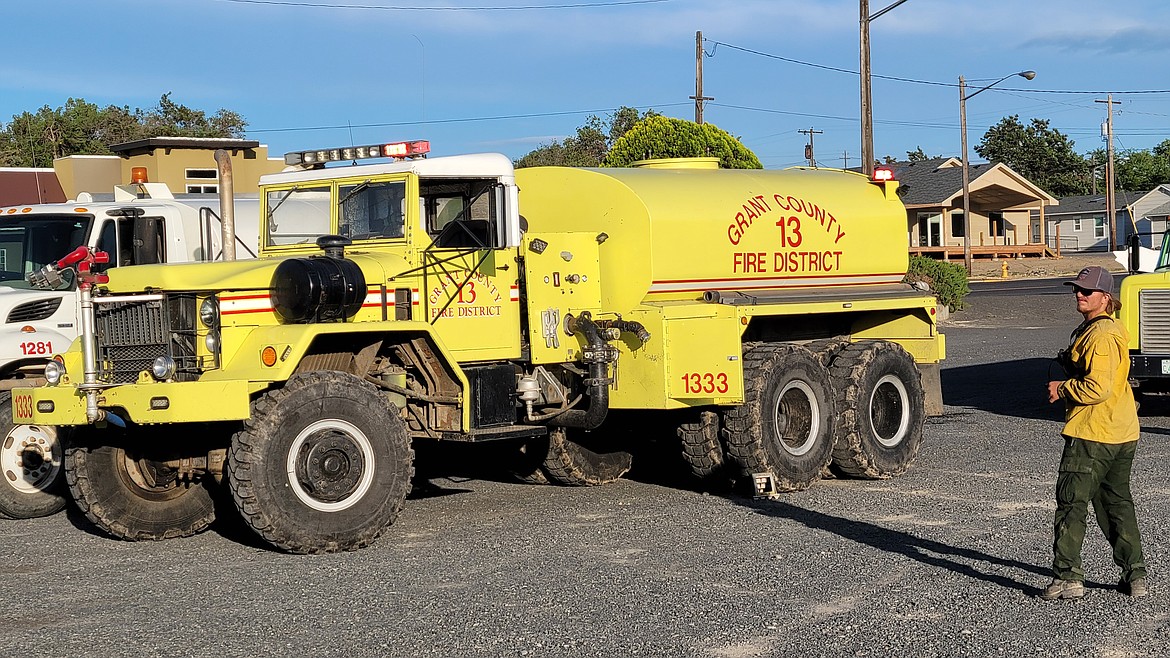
(723, 344), (836, 492)
(829, 341), (925, 478)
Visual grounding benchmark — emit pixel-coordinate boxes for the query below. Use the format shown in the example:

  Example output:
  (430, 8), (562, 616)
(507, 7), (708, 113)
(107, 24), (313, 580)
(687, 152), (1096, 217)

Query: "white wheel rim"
(286, 418), (376, 512)
(869, 374), (910, 448)
(774, 380), (820, 457)
(1, 424), (61, 495)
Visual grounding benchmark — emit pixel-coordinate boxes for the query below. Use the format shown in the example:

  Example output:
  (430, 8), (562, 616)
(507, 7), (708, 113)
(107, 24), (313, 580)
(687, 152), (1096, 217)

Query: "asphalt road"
(3, 288), (1169, 658)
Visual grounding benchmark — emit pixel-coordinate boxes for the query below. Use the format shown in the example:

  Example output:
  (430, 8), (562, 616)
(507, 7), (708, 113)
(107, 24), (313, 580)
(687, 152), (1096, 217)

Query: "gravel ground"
(2, 284), (1168, 658)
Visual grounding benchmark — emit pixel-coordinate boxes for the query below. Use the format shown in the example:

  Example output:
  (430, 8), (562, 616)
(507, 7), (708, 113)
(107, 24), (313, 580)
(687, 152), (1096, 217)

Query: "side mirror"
(1129, 232), (1141, 274)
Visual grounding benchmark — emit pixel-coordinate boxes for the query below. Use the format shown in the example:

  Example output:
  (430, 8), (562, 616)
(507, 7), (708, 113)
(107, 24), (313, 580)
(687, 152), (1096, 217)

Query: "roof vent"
(631, 157), (720, 170)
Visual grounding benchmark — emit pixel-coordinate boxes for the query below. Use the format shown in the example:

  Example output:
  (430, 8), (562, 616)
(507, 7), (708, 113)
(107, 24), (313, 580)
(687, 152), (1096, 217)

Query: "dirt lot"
(2, 282), (1168, 658)
(967, 250), (1125, 281)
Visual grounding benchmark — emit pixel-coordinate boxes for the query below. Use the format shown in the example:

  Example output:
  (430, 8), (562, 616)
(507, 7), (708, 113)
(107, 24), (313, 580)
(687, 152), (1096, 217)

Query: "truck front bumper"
(1131, 354), (1170, 380)
(12, 380), (254, 427)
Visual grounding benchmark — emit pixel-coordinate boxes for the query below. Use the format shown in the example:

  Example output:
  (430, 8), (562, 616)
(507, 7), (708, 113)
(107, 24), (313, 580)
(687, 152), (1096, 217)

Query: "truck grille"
(7, 297), (64, 323)
(95, 294), (209, 384)
(1139, 289), (1170, 353)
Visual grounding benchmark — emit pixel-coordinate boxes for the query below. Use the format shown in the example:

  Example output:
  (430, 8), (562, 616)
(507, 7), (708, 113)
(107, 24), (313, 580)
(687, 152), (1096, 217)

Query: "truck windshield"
(0, 214), (92, 290)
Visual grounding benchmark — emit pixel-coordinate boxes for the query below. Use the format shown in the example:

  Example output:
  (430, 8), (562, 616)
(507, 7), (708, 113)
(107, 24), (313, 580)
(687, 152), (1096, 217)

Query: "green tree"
(906, 146), (938, 162)
(603, 116), (761, 169)
(974, 115), (1089, 196)
(1115, 149), (1170, 192)
(515, 106), (658, 168)
(0, 94), (247, 167)
(142, 92), (246, 138)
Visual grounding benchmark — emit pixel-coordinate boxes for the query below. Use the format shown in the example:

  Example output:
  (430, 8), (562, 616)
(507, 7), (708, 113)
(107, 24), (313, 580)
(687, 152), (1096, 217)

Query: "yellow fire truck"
(1120, 238), (1170, 394)
(12, 140), (944, 553)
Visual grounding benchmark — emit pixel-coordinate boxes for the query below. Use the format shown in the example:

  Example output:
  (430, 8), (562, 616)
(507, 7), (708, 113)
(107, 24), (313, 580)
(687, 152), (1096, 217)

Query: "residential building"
(53, 137), (285, 200)
(0, 167), (66, 205)
(889, 157), (1057, 258)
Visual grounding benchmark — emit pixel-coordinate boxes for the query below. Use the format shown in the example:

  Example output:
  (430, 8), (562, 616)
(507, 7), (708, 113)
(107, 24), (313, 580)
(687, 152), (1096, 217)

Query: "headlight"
(200, 297), (219, 328)
(44, 360), (66, 385)
(151, 356), (176, 381)
(205, 330), (220, 353)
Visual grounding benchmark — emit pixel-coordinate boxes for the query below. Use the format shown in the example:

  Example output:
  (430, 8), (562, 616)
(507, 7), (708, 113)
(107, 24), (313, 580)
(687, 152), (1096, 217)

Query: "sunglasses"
(1072, 287), (1102, 297)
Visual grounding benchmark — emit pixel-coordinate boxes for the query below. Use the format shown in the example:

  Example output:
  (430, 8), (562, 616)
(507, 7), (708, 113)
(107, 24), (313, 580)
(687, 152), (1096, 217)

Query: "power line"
(216, 0), (668, 9)
(247, 103), (689, 134)
(705, 38), (1170, 95)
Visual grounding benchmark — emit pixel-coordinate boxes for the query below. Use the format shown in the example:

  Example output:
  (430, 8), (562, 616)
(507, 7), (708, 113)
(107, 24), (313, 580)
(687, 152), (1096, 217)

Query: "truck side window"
(420, 179), (500, 249)
(130, 217), (165, 265)
(95, 220), (119, 270)
(339, 180), (405, 241)
(266, 186), (332, 246)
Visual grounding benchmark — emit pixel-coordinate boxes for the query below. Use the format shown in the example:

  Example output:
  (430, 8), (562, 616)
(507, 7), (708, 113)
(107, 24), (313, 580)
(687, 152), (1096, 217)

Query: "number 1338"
(681, 372), (729, 394)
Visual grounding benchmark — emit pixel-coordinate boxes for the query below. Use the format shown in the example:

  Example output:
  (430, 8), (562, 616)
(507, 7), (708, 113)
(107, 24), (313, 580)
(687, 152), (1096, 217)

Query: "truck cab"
(0, 182), (259, 519)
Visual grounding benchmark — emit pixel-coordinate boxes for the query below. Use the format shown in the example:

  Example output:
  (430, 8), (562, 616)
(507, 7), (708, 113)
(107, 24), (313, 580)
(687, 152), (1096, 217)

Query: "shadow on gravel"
(739, 498), (1050, 594)
(942, 357), (1066, 421)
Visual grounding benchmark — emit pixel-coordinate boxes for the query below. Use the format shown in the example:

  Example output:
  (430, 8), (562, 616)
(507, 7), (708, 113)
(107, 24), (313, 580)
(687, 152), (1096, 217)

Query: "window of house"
(950, 211), (965, 238)
(989, 211), (1006, 237)
(1094, 216), (1106, 239)
(186, 168), (219, 194)
(1074, 217), (1082, 231)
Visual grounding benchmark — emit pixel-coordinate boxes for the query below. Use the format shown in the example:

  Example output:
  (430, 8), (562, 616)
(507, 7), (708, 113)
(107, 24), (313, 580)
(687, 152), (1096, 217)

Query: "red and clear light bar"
(284, 140), (431, 166)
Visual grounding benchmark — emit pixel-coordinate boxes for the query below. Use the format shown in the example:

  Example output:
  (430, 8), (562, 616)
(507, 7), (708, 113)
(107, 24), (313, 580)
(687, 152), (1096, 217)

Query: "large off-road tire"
(829, 340), (925, 478)
(0, 392), (67, 519)
(723, 344), (836, 492)
(65, 434), (216, 541)
(805, 336), (851, 368)
(678, 411), (725, 480)
(510, 438), (551, 484)
(227, 371), (414, 554)
(538, 427), (632, 487)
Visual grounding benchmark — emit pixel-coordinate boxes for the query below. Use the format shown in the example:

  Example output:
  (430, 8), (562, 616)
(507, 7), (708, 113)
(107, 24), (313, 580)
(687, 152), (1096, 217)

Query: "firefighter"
(1042, 266), (1147, 600)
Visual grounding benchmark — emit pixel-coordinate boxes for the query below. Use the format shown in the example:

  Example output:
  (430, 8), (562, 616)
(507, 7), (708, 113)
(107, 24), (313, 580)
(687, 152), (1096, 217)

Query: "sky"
(4, 0), (1170, 169)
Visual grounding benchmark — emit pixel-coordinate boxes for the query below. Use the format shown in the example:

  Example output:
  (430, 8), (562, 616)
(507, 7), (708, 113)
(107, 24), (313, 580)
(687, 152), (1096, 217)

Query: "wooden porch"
(909, 244), (1058, 260)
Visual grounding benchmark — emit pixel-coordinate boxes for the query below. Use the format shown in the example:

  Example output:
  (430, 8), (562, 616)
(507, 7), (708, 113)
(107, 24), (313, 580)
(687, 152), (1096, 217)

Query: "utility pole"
(860, 0), (911, 177)
(1096, 94), (1121, 250)
(860, 0), (872, 175)
(843, 151), (850, 169)
(799, 128), (823, 167)
(690, 31), (713, 124)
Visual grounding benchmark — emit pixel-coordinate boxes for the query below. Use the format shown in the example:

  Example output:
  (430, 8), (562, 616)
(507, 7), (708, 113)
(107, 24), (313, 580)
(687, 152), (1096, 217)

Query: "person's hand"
(1048, 380), (1063, 404)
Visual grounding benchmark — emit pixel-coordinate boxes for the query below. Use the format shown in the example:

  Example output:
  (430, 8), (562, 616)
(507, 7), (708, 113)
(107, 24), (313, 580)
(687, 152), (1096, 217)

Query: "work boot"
(1119, 578), (1148, 598)
(1040, 578), (1084, 601)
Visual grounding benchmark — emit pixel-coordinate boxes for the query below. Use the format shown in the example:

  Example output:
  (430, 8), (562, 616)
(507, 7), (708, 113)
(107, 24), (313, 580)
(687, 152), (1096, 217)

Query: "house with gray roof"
(888, 157), (1057, 258)
(1028, 187), (1168, 252)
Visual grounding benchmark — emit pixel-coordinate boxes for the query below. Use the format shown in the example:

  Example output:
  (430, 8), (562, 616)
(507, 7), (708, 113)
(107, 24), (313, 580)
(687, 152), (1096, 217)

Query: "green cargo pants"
(1053, 436), (1146, 582)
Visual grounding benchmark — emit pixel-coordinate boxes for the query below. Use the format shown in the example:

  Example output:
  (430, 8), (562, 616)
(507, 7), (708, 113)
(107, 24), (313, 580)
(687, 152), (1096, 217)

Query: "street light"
(960, 70), (1036, 274)
(860, 0), (910, 176)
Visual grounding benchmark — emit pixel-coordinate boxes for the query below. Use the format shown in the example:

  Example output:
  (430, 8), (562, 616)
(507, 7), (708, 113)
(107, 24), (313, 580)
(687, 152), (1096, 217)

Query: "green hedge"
(904, 255), (970, 311)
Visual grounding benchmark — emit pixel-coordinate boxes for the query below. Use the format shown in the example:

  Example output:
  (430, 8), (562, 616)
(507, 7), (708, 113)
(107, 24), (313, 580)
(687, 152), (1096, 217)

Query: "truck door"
(414, 178), (521, 361)
(95, 215), (165, 267)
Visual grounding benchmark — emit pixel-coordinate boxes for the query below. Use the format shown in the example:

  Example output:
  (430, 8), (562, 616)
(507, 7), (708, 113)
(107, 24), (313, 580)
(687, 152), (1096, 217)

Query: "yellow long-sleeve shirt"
(1059, 316), (1139, 444)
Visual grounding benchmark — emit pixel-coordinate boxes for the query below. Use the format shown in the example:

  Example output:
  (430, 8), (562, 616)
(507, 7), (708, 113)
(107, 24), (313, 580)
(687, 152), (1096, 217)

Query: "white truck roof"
(260, 153), (516, 187)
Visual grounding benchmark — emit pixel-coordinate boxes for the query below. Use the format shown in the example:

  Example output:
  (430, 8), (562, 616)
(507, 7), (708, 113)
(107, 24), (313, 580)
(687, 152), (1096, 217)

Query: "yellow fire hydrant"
(1001, 261), (1009, 278)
